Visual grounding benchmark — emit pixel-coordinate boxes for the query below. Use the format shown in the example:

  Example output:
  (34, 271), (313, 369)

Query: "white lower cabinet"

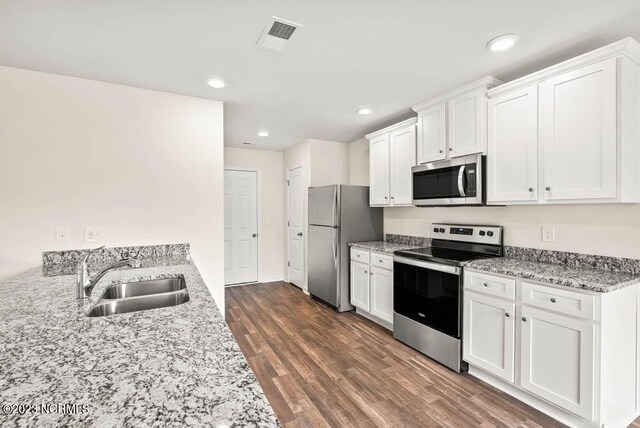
(370, 266), (393, 323)
(350, 248), (393, 328)
(463, 269), (639, 428)
(350, 261), (370, 311)
(463, 291), (515, 382)
(520, 306), (594, 420)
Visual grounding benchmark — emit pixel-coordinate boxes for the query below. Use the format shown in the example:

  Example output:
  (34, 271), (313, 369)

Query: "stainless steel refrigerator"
(308, 185), (383, 312)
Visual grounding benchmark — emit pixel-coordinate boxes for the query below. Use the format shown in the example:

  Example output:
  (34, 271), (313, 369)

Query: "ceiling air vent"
(242, 142), (259, 146)
(257, 17), (302, 52)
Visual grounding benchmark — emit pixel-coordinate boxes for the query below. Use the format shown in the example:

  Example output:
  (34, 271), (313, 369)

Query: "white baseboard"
(258, 276), (284, 283)
(468, 366), (596, 428)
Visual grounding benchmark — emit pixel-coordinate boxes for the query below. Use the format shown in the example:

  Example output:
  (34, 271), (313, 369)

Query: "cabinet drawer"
(464, 270), (515, 300)
(370, 253), (393, 270)
(521, 281), (595, 320)
(351, 248), (370, 263)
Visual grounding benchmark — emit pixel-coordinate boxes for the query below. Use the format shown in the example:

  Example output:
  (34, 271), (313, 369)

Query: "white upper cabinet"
(389, 125), (416, 205)
(540, 58), (617, 201)
(448, 88), (485, 157)
(366, 118), (417, 207)
(369, 134), (390, 205)
(487, 85), (539, 204)
(488, 38), (640, 205)
(416, 102), (446, 163)
(413, 77), (502, 164)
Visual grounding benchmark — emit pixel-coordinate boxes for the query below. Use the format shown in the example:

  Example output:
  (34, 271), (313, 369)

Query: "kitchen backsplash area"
(42, 243), (190, 277)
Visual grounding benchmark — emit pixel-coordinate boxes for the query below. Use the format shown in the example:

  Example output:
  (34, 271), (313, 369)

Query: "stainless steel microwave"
(412, 154), (485, 206)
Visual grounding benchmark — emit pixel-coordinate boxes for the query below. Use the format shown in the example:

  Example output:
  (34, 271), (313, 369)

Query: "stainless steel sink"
(102, 278), (186, 299)
(87, 277), (190, 317)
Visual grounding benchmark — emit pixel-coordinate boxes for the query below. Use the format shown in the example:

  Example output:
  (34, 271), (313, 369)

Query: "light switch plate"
(55, 227), (70, 243)
(542, 226), (555, 242)
(85, 226), (105, 242)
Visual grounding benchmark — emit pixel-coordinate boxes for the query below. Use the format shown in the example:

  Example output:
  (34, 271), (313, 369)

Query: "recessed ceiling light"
(486, 34), (519, 52)
(206, 78), (226, 88)
(357, 108), (373, 115)
(258, 131), (269, 137)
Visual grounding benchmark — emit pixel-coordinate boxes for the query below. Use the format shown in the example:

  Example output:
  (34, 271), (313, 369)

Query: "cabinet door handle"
(370, 272), (373, 276)
(505, 313), (510, 318)
(550, 297), (556, 303)
(390, 196), (395, 200)
(449, 147), (453, 152)
(522, 317), (527, 322)
(439, 149), (444, 153)
(528, 187), (534, 192)
(384, 196), (388, 199)
(483, 282), (488, 287)
(545, 186), (551, 191)
(364, 270), (367, 274)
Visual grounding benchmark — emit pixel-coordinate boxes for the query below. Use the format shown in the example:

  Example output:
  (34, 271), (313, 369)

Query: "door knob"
(297, 232), (303, 237)
(252, 233), (257, 238)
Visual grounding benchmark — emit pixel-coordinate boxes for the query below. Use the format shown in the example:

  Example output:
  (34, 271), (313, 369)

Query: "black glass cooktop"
(394, 247), (497, 266)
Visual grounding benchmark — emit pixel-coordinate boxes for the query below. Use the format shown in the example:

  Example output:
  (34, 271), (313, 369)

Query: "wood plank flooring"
(225, 282), (628, 427)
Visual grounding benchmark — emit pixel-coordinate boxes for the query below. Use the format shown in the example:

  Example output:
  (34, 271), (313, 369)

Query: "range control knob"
(433, 228), (439, 233)
(439, 228), (445, 233)
(479, 231), (486, 236)
(487, 231), (494, 237)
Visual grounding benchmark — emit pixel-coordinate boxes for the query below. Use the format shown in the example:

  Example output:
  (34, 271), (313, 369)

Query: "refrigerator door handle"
(332, 227), (338, 268)
(331, 186), (338, 227)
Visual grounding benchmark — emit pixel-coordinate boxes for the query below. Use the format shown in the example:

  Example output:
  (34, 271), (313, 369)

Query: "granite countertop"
(349, 241), (421, 254)
(463, 257), (640, 293)
(0, 262), (278, 427)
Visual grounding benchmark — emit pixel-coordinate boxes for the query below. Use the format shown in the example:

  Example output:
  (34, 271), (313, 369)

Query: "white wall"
(348, 136), (640, 259)
(309, 139), (349, 187)
(0, 66), (226, 311)
(224, 147), (286, 282)
(348, 138), (369, 186)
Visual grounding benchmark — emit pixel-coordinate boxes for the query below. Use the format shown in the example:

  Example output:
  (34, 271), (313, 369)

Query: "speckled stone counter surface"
(348, 241), (422, 254)
(0, 263), (279, 427)
(463, 257), (640, 293)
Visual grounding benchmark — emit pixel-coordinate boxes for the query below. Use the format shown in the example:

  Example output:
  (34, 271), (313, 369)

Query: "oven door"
(412, 155), (482, 206)
(393, 256), (462, 338)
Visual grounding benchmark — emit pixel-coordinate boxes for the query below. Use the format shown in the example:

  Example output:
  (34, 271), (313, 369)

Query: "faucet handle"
(79, 245), (105, 268)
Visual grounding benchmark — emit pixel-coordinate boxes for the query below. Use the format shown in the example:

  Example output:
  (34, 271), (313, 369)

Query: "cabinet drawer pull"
(550, 297), (556, 303)
(505, 313), (510, 318)
(483, 282), (489, 287)
(522, 317), (527, 322)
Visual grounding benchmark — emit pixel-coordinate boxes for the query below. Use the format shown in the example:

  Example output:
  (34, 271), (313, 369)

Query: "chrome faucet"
(76, 246), (141, 299)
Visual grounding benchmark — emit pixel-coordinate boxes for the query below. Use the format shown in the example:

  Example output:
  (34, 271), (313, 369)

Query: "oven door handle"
(457, 165), (466, 197)
(394, 256), (461, 275)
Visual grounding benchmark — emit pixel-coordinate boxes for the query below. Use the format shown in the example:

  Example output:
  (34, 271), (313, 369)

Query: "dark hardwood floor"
(225, 282), (613, 427)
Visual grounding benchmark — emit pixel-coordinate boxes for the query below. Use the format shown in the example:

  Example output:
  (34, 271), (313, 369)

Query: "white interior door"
(288, 166), (304, 288)
(224, 170), (258, 285)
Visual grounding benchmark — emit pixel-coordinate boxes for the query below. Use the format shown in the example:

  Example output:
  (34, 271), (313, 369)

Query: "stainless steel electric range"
(393, 223), (504, 372)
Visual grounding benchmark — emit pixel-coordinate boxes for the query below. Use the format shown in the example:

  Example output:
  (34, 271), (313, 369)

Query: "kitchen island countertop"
(0, 262), (279, 427)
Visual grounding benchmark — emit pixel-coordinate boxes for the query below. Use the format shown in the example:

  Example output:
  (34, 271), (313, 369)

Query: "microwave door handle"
(457, 165), (466, 197)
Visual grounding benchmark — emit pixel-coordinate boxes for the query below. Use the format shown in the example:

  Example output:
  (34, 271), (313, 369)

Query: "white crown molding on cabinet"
(365, 117), (418, 140)
(488, 37), (640, 98)
(411, 76), (504, 112)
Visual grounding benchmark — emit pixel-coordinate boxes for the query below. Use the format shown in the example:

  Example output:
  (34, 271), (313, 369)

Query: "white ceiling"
(1, 0), (640, 151)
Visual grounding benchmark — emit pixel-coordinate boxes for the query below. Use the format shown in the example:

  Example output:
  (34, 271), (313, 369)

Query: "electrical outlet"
(542, 226), (555, 243)
(85, 226), (105, 243)
(55, 227), (70, 243)
(400, 220), (407, 231)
